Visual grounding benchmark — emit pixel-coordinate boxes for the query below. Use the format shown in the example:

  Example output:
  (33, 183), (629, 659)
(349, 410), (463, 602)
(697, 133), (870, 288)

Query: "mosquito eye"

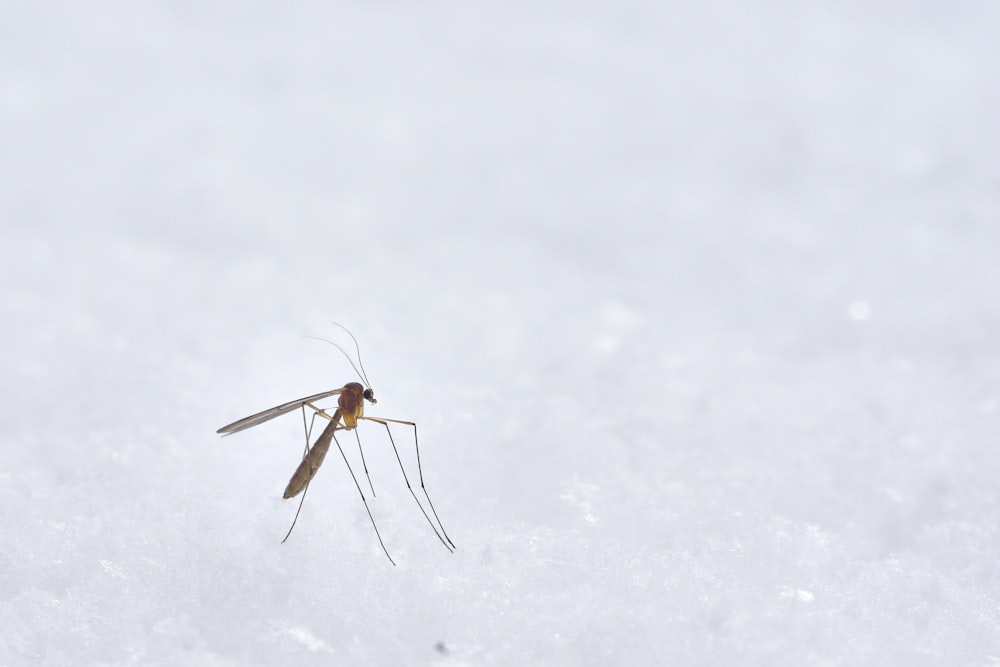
(364, 389), (375, 401)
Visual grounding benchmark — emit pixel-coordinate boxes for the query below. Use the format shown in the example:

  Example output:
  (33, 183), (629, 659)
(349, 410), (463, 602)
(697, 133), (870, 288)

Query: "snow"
(2, 1), (999, 665)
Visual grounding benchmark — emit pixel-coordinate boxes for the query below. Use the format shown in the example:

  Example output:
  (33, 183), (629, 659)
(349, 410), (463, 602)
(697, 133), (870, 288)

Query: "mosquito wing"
(217, 388), (345, 435)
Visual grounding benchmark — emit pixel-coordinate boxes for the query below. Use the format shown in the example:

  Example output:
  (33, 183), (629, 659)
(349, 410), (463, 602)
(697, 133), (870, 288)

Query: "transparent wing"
(217, 388), (344, 435)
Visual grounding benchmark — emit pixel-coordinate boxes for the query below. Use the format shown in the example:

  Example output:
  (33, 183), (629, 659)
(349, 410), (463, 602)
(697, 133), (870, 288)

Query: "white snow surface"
(2, 2), (999, 665)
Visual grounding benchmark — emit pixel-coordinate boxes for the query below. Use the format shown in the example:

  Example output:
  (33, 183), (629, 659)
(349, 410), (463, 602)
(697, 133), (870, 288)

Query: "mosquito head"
(363, 387), (377, 404)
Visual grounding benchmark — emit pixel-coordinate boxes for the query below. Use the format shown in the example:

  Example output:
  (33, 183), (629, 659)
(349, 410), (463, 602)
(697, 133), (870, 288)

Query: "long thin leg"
(354, 429), (377, 499)
(362, 416), (455, 549)
(282, 406), (323, 543)
(305, 402), (335, 423)
(300, 405), (321, 457)
(330, 430), (396, 565)
(356, 420), (452, 552)
(282, 481), (311, 543)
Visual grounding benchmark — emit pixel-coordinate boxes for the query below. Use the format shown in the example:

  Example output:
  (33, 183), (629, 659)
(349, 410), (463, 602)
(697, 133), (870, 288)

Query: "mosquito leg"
(305, 402), (336, 422)
(364, 419), (452, 552)
(330, 430), (396, 566)
(407, 422), (455, 548)
(282, 409), (328, 543)
(299, 405), (321, 459)
(363, 416), (455, 550)
(281, 410), (347, 544)
(278, 407), (321, 543)
(282, 479), (311, 543)
(354, 429), (377, 499)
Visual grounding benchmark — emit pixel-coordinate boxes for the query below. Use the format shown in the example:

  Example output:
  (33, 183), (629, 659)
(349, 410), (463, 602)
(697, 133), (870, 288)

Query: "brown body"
(282, 383), (368, 499)
(335, 382), (368, 429)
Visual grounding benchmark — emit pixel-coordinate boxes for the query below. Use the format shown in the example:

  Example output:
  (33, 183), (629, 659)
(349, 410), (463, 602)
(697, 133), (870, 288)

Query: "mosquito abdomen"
(283, 414), (339, 499)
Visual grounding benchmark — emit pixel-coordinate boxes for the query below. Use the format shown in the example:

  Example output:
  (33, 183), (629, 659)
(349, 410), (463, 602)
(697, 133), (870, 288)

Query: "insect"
(216, 324), (454, 565)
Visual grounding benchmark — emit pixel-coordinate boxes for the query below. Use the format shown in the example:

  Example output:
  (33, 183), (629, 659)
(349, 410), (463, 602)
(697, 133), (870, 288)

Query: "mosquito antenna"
(304, 336), (366, 384)
(330, 321), (372, 388)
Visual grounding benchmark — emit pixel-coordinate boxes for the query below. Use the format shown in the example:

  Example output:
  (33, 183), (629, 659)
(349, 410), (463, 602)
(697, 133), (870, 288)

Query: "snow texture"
(2, 2), (999, 665)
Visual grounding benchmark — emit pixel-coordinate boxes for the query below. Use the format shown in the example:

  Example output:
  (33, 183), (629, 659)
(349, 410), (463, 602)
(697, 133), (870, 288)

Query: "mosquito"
(216, 324), (454, 565)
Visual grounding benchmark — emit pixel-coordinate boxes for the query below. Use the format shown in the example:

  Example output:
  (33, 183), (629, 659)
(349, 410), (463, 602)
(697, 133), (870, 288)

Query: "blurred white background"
(1, 2), (998, 665)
